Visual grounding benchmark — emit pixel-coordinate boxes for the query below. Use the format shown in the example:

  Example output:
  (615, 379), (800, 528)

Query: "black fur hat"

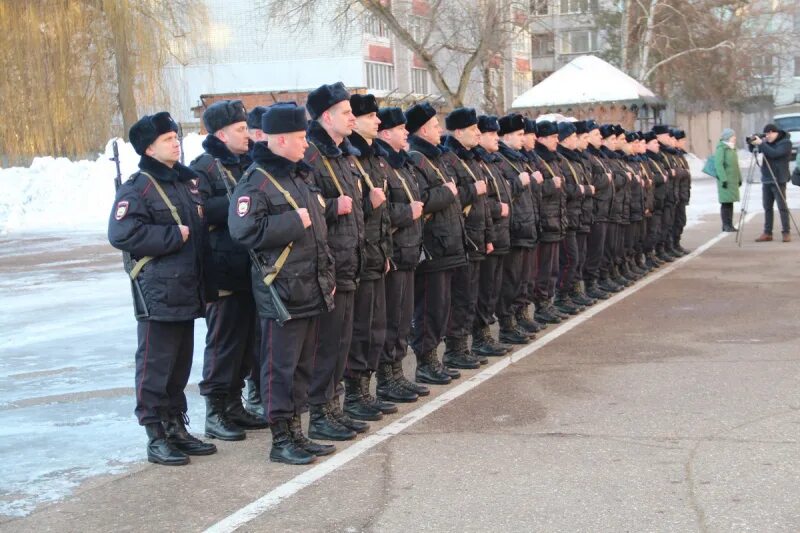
(625, 131), (638, 142)
(478, 115), (500, 133)
(599, 124), (615, 139)
(586, 119), (600, 132)
(262, 102), (308, 134)
(129, 111), (179, 155)
(524, 118), (537, 134)
(573, 120), (588, 134)
(377, 107), (406, 131)
(350, 94), (379, 117)
(247, 106), (269, 130)
(498, 114), (526, 136)
(445, 107), (478, 131)
(535, 120), (558, 138)
(404, 102), (437, 134)
(672, 128), (686, 140)
(644, 131), (658, 143)
(558, 121), (577, 141)
(652, 124), (670, 136)
(307, 82), (350, 120)
(203, 100), (247, 134)
(613, 124), (626, 137)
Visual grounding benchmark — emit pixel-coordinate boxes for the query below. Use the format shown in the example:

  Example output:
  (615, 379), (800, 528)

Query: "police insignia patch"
(237, 196), (251, 217)
(189, 178), (200, 195)
(115, 201), (129, 220)
(317, 194), (325, 208)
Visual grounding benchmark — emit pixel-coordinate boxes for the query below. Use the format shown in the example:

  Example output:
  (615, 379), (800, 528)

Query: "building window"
(559, 30), (596, 54)
(411, 67), (429, 94)
(513, 70), (532, 97)
(363, 12), (389, 38)
(409, 15), (428, 42)
(532, 33), (555, 57)
(530, 0), (549, 16)
(752, 55), (774, 77)
(366, 61), (396, 91)
(559, 0), (594, 14)
(513, 31), (532, 58)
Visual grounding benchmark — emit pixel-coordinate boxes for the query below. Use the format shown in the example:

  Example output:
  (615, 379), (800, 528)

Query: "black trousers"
(496, 248), (523, 320)
(447, 260), (481, 340)
(534, 241), (559, 302)
(635, 220), (646, 254)
(584, 221), (607, 282)
(673, 201), (687, 243)
(474, 254), (504, 331)
(382, 269), (414, 365)
(347, 277), (387, 375)
(646, 211), (662, 252)
(624, 222), (641, 257)
(661, 204), (675, 246)
(308, 290), (355, 406)
(762, 183), (790, 234)
(134, 320), (194, 426)
(411, 269), (452, 357)
(615, 223), (627, 263)
(199, 291), (257, 397)
(259, 316), (319, 423)
(513, 248), (535, 311)
(602, 223), (617, 278)
(576, 232), (588, 280)
(557, 231), (578, 293)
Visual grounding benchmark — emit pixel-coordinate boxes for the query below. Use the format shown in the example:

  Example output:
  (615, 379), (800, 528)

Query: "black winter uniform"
(672, 149), (691, 247)
(658, 144), (678, 249)
(599, 146), (628, 274)
(555, 146), (586, 294)
(645, 150), (669, 253)
(108, 155), (212, 426)
(227, 142), (334, 422)
(583, 146), (613, 282)
(190, 135), (258, 399)
(532, 143), (566, 302)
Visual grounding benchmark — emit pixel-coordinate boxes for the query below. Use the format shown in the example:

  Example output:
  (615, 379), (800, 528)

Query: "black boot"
(343, 375), (383, 421)
(205, 395), (246, 441)
(515, 306), (543, 334)
(164, 414), (217, 456)
(570, 281), (595, 307)
(534, 301), (563, 324)
(328, 398), (370, 433)
(226, 395), (270, 430)
(554, 293), (582, 315)
(498, 316), (531, 345)
(472, 326), (509, 357)
(145, 423), (189, 466)
(244, 378), (266, 420)
(468, 336), (489, 365)
(361, 371), (398, 414)
(377, 362), (419, 403)
(289, 414), (335, 456)
(443, 337), (481, 369)
(585, 279), (610, 300)
(392, 361), (430, 396)
(269, 419), (315, 465)
(598, 277), (622, 293)
(415, 350), (452, 385)
(308, 403), (356, 441)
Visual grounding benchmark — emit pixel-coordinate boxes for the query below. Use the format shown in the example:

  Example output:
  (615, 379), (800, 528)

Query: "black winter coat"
(625, 155), (645, 222)
(496, 142), (538, 248)
(304, 120), (365, 291)
(646, 150), (671, 212)
(601, 146), (628, 223)
(585, 146), (614, 223)
(190, 135), (252, 293)
(408, 135), (467, 273)
(474, 146), (512, 255)
(576, 150), (595, 232)
(759, 130), (793, 184)
(556, 146), (586, 232)
(228, 143), (335, 320)
(533, 143), (567, 243)
(108, 155), (213, 321)
(675, 150), (692, 203)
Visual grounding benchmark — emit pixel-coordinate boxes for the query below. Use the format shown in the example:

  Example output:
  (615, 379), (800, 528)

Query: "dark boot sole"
(205, 431), (246, 441)
(415, 375), (451, 385)
(148, 455), (190, 466)
(307, 429), (357, 441)
(169, 444), (217, 456)
(269, 454), (316, 465)
(343, 408), (383, 422)
(377, 392), (419, 403)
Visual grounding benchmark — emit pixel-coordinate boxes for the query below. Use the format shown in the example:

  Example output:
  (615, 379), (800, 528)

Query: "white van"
(773, 113), (800, 157)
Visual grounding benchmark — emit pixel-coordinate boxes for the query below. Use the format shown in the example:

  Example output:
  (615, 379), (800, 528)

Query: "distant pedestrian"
(714, 128), (741, 232)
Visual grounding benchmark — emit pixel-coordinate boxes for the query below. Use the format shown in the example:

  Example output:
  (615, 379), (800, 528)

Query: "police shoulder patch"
(115, 200), (129, 221)
(237, 196), (251, 217)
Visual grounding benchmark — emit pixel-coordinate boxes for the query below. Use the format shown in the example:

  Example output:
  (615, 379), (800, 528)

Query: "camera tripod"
(736, 148), (800, 247)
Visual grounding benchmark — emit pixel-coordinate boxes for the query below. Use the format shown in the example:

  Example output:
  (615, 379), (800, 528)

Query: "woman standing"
(715, 128), (742, 232)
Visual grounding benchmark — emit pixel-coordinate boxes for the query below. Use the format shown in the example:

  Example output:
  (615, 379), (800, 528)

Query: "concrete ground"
(2, 211), (799, 533)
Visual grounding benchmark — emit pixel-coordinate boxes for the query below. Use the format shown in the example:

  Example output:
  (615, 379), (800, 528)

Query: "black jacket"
(228, 143), (335, 320)
(675, 149), (692, 203)
(442, 136), (493, 260)
(375, 139), (424, 271)
(625, 155), (645, 222)
(474, 146), (512, 255)
(658, 144), (679, 206)
(348, 132), (393, 280)
(304, 120), (365, 291)
(533, 143), (567, 242)
(585, 146), (614, 223)
(601, 146), (628, 223)
(615, 150), (632, 224)
(556, 146), (586, 232)
(576, 150), (595, 232)
(190, 135), (252, 293)
(108, 155), (212, 322)
(408, 135), (467, 273)
(496, 142), (539, 248)
(759, 130), (792, 184)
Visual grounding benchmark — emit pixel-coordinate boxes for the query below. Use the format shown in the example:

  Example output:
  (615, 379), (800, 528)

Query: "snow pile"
(0, 134), (206, 236)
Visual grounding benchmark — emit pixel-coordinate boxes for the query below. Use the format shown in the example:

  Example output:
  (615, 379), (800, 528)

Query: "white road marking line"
(204, 226), (738, 533)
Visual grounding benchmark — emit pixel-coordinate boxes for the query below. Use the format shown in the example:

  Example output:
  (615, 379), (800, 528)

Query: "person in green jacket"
(715, 128), (742, 232)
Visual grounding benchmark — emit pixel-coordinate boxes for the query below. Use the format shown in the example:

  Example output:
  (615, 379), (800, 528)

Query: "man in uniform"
(406, 102), (466, 385)
(191, 100), (268, 442)
(247, 106), (269, 144)
(109, 111), (217, 466)
(572, 120), (597, 306)
(228, 102), (336, 465)
(374, 107), (430, 400)
(598, 125), (630, 290)
(303, 82), (371, 438)
(644, 131), (669, 267)
(582, 120), (614, 299)
(653, 125), (680, 260)
(671, 128), (691, 254)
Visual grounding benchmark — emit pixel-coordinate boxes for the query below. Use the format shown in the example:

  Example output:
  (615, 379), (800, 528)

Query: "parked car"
(773, 113), (800, 157)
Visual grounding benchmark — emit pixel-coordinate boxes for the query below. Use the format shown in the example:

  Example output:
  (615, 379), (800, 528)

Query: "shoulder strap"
(318, 153), (345, 196)
(254, 167), (298, 285)
(350, 156), (376, 191)
(419, 153), (449, 184)
(497, 153), (522, 174)
(479, 161), (503, 199)
(391, 167), (415, 203)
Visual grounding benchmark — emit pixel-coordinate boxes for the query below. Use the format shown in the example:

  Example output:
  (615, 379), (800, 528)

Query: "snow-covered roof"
(511, 55), (662, 110)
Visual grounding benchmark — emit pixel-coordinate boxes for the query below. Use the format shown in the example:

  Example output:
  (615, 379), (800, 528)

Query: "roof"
(511, 55), (662, 110)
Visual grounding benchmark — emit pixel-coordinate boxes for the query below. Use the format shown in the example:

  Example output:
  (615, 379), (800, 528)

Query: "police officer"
(228, 102), (337, 465)
(572, 120), (597, 306)
(303, 83), (372, 437)
(671, 128), (691, 254)
(374, 107), (430, 400)
(406, 102), (466, 385)
(190, 100), (268, 442)
(598, 125), (629, 290)
(440, 107), (493, 369)
(109, 111), (217, 466)
(644, 131), (669, 267)
(653, 125), (680, 260)
(582, 120), (614, 299)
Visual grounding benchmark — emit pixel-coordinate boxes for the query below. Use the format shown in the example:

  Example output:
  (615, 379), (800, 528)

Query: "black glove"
(722, 182), (728, 189)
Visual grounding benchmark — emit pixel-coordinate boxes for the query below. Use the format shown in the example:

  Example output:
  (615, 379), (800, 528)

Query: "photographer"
(751, 124), (792, 242)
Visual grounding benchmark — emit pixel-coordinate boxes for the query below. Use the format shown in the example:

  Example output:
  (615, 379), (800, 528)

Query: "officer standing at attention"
(109, 111), (217, 466)
(228, 103), (337, 465)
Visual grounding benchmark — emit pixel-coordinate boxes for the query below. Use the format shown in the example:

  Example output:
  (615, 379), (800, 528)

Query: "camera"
(746, 133), (763, 152)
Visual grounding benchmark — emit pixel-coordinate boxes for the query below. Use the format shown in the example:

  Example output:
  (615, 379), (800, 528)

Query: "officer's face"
(502, 129), (524, 150)
(456, 124), (481, 149)
(538, 133), (559, 152)
(270, 131), (309, 163)
(249, 128), (267, 143)
(479, 131), (499, 153)
(577, 133), (589, 150)
(522, 132), (536, 151)
(677, 138), (687, 150)
(587, 128), (602, 147)
(603, 135), (617, 150)
(325, 100), (356, 138)
(560, 132), (578, 150)
(146, 131), (180, 166)
(354, 112), (381, 140)
(418, 116), (442, 146)
(647, 139), (660, 152)
(218, 121), (250, 155)
(380, 124), (409, 151)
